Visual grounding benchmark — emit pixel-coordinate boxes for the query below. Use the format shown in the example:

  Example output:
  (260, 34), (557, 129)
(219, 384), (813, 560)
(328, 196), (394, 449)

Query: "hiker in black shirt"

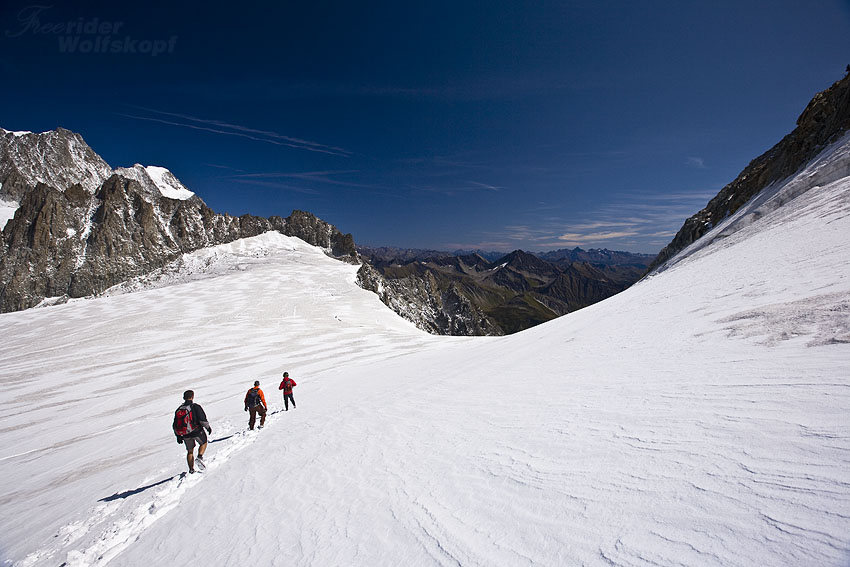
(173, 390), (211, 473)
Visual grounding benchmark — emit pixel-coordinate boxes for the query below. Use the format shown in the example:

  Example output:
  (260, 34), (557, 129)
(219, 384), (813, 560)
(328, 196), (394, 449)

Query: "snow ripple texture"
(2, 141), (850, 566)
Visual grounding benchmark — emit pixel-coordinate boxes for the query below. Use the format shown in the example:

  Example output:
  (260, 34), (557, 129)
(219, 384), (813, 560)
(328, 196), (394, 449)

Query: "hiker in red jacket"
(244, 381), (268, 430)
(279, 372), (297, 411)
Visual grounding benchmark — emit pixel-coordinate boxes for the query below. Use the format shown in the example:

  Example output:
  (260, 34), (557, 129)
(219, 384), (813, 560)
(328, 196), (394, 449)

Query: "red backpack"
(174, 404), (196, 437)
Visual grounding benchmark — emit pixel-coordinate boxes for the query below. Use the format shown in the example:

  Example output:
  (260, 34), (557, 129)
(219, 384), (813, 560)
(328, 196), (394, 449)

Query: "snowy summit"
(113, 164), (195, 201)
(143, 165), (195, 200)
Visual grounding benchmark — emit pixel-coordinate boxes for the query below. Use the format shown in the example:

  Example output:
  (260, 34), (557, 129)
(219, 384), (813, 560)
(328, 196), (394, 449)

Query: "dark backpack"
(174, 404), (196, 437)
(246, 389), (261, 408)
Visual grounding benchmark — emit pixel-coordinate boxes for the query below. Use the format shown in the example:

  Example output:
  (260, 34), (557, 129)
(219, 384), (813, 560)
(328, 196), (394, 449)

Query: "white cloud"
(558, 230), (640, 243)
(467, 181), (503, 191)
(473, 187), (720, 253)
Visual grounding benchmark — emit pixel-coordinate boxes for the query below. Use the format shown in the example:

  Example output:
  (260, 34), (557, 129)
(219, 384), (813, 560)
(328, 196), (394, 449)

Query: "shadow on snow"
(99, 476), (178, 502)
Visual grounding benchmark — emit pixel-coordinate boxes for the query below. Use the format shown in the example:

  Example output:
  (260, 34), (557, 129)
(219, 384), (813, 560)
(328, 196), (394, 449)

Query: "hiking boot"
(189, 468), (195, 474)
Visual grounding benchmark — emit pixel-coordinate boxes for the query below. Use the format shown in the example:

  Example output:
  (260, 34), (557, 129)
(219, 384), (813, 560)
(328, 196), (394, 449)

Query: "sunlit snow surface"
(1, 146), (850, 565)
(143, 165), (194, 200)
(0, 197), (17, 230)
(112, 164), (195, 201)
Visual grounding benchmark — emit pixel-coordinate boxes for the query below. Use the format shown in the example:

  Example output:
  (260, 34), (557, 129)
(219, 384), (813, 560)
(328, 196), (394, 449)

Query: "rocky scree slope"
(0, 127), (355, 312)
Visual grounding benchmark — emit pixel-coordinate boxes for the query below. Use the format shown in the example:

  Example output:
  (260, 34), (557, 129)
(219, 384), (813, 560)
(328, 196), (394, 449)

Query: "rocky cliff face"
(0, 128), (113, 203)
(356, 262), (503, 336)
(283, 210), (357, 259)
(0, 128), (356, 312)
(651, 73), (850, 271)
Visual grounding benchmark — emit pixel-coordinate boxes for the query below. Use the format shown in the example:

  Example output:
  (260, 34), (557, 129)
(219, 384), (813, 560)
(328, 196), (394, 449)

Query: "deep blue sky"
(2, 1), (849, 253)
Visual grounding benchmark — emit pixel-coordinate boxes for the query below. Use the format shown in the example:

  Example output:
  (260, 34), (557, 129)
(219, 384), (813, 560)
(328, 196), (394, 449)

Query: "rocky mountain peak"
(495, 249), (559, 277)
(0, 127), (112, 202)
(456, 253), (491, 270)
(113, 164), (196, 202)
(0, 126), (357, 312)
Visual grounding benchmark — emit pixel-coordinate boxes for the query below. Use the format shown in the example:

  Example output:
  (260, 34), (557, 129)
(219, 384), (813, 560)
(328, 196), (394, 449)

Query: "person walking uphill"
(279, 372), (297, 411)
(173, 390), (211, 474)
(244, 380), (268, 430)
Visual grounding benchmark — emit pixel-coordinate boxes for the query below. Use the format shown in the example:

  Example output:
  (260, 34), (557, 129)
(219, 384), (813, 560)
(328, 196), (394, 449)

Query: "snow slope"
(1, 148), (850, 566)
(112, 164), (195, 201)
(143, 166), (194, 200)
(0, 197), (16, 229)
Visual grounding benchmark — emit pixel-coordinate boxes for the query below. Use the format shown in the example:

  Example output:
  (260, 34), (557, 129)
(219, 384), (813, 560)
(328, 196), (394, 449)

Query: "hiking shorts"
(183, 429), (208, 451)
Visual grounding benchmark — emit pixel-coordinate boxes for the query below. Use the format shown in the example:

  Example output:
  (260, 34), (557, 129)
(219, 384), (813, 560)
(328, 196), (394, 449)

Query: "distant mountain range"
(356, 73), (850, 335)
(0, 126), (641, 334)
(357, 246), (653, 334)
(360, 245), (654, 266)
(2, 73), (848, 335)
(0, 125), (653, 334)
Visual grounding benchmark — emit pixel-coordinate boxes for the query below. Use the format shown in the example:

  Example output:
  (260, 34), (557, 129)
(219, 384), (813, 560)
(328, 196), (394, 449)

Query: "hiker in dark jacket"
(244, 381), (268, 430)
(278, 371), (297, 411)
(173, 390), (211, 474)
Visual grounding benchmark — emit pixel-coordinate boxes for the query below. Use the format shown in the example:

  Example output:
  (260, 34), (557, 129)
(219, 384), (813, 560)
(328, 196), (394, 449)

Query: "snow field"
(1, 140), (850, 565)
(0, 234), (448, 565)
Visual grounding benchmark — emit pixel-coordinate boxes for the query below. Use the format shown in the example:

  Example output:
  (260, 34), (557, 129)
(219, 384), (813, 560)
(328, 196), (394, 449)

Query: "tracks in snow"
(18, 412), (287, 567)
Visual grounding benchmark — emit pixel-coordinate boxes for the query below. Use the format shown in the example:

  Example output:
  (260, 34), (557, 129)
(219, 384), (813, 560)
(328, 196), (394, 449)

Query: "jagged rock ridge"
(0, 128), (356, 312)
(0, 127), (112, 202)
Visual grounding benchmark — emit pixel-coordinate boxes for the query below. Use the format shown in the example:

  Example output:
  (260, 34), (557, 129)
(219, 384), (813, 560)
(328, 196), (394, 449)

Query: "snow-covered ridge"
(659, 130), (850, 271)
(1, 127), (38, 135)
(0, 127), (113, 197)
(0, 127), (38, 137)
(113, 164), (195, 201)
(101, 233), (305, 297)
(144, 165), (195, 200)
(0, 128), (194, 227)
